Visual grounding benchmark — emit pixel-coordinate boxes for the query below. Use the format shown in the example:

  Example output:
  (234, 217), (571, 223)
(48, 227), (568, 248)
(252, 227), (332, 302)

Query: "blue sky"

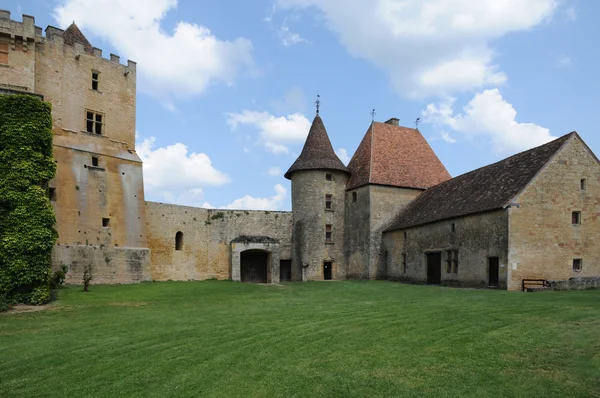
(5, 0), (599, 210)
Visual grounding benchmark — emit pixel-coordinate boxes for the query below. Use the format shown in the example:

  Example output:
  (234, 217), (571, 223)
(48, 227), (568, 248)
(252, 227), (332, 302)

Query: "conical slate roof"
(63, 22), (94, 54)
(284, 114), (349, 179)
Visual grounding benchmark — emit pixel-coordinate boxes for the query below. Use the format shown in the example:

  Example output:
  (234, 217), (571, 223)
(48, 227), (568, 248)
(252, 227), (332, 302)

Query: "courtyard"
(1, 281), (599, 397)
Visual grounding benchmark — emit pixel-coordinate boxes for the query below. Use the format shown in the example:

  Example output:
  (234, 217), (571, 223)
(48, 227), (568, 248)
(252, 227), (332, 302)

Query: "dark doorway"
(241, 250), (269, 283)
(426, 252), (442, 284)
(280, 260), (291, 282)
(488, 257), (499, 287)
(323, 262), (332, 280)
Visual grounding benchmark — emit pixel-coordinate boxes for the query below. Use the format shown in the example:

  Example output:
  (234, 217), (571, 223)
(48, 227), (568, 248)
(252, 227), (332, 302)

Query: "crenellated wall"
(145, 202), (293, 281)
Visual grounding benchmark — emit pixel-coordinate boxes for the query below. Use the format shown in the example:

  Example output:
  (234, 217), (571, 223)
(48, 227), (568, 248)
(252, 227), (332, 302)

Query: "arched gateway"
(231, 236), (281, 283)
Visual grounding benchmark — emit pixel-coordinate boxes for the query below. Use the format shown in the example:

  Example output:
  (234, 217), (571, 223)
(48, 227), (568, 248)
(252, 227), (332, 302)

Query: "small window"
(573, 258), (582, 272)
(0, 40), (8, 65)
(85, 110), (104, 135)
(325, 194), (332, 210)
(446, 250), (452, 273)
(92, 71), (99, 90)
(91, 156), (99, 167)
(572, 211), (581, 225)
(325, 173), (333, 181)
(580, 179), (586, 191)
(401, 253), (407, 274)
(352, 191), (357, 203)
(403, 231), (407, 240)
(175, 231), (183, 251)
(102, 218), (110, 227)
(48, 188), (56, 201)
(325, 224), (332, 242)
(451, 223), (456, 233)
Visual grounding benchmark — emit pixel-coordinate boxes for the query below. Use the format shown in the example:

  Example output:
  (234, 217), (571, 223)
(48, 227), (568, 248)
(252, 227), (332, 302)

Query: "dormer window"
(92, 71), (99, 90)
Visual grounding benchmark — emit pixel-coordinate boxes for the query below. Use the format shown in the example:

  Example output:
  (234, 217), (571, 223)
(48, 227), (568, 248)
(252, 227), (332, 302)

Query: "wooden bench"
(521, 279), (547, 292)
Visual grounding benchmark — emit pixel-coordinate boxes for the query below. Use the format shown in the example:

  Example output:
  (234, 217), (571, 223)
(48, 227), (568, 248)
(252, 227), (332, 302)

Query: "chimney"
(385, 117), (399, 126)
(0, 10), (10, 20)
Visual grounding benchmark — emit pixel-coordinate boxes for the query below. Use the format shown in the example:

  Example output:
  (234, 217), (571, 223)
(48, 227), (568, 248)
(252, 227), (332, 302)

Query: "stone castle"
(2, 12), (599, 291)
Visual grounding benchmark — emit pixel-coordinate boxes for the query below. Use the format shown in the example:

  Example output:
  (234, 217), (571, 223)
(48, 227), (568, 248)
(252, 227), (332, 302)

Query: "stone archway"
(231, 236), (280, 283)
(240, 249), (270, 283)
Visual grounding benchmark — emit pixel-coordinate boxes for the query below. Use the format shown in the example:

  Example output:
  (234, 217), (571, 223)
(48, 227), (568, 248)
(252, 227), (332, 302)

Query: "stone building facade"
(3, 12), (599, 290)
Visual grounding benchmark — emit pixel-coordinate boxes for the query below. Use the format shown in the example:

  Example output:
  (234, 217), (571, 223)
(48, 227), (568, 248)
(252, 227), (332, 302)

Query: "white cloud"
(266, 166), (283, 176)
(557, 54), (571, 67)
(423, 89), (556, 154)
(223, 184), (288, 210)
(137, 136), (230, 205)
(335, 148), (350, 165)
(278, 25), (308, 46)
(53, 0), (253, 99)
(275, 0), (559, 97)
(440, 131), (457, 144)
(227, 110), (311, 154)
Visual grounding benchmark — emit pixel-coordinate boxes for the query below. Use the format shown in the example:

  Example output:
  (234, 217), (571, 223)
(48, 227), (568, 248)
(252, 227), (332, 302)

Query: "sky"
(5, 0), (599, 211)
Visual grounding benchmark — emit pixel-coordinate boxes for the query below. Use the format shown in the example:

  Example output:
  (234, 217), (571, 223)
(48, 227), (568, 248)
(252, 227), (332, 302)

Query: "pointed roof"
(385, 132), (576, 232)
(284, 114), (349, 179)
(346, 121), (451, 190)
(63, 22), (94, 53)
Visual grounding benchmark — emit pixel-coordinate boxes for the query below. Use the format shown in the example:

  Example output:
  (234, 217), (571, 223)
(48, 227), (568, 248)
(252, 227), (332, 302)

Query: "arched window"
(175, 231), (183, 251)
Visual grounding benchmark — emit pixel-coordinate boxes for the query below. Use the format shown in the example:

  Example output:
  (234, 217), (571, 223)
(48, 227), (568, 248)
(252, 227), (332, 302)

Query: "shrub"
(0, 95), (56, 305)
(83, 265), (93, 292)
(50, 264), (68, 289)
(0, 294), (8, 312)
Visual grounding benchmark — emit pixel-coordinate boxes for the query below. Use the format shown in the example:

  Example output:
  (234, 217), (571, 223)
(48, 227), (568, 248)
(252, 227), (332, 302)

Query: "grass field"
(1, 281), (599, 397)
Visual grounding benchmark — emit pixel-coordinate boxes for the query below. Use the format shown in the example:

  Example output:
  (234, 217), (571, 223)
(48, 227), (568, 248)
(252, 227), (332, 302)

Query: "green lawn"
(1, 281), (599, 397)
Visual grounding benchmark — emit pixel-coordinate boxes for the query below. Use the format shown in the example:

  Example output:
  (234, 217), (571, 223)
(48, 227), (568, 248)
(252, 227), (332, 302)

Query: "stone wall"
(546, 277), (600, 291)
(52, 245), (151, 284)
(507, 136), (600, 290)
(383, 209), (509, 287)
(145, 202), (293, 281)
(344, 185), (371, 279)
(291, 170), (348, 281)
(0, 13), (37, 93)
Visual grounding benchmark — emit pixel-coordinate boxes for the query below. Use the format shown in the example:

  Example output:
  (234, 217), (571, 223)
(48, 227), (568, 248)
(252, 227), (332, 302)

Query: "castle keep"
(2, 12), (599, 290)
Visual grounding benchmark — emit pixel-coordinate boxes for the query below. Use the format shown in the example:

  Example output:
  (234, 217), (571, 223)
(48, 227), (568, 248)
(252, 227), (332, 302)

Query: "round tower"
(285, 113), (350, 281)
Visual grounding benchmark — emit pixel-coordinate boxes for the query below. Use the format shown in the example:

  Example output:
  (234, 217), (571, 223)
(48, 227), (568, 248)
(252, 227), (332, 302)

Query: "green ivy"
(0, 94), (57, 307)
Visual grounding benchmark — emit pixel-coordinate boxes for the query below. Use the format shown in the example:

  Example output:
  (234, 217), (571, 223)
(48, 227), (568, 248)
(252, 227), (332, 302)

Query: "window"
(91, 156), (99, 167)
(325, 224), (332, 242)
(91, 71), (99, 90)
(48, 188), (56, 201)
(452, 250), (459, 274)
(446, 250), (452, 273)
(403, 231), (407, 240)
(451, 223), (456, 233)
(175, 231), (183, 251)
(572, 211), (581, 225)
(325, 194), (332, 210)
(86, 110), (104, 135)
(102, 218), (110, 227)
(401, 253), (407, 274)
(0, 40), (8, 65)
(325, 173), (333, 181)
(573, 259), (582, 272)
(581, 179), (587, 191)
(352, 191), (357, 203)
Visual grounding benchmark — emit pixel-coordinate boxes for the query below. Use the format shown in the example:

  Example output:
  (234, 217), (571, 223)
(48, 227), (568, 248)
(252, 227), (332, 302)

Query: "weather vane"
(415, 117), (421, 129)
(371, 109), (376, 121)
(315, 94), (321, 115)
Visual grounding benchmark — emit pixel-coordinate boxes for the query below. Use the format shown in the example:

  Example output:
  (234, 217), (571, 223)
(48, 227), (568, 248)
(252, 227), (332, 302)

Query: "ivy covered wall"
(0, 94), (57, 305)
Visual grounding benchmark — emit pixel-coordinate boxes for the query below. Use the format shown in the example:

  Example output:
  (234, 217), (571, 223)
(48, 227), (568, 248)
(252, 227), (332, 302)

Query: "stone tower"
(285, 113), (350, 281)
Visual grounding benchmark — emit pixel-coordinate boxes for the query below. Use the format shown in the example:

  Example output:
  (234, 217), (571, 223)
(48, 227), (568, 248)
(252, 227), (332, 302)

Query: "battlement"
(0, 11), (136, 70)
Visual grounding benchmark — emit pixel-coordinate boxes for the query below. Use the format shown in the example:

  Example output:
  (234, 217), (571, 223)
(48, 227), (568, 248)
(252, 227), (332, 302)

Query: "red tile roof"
(63, 22), (94, 54)
(385, 132), (576, 231)
(285, 114), (349, 179)
(346, 122), (451, 190)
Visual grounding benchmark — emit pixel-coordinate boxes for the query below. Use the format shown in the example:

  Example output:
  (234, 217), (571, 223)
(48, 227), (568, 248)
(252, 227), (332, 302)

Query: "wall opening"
(280, 260), (292, 282)
(92, 71), (99, 90)
(352, 191), (357, 202)
(581, 178), (587, 191)
(325, 194), (332, 209)
(92, 156), (99, 167)
(572, 211), (581, 225)
(102, 218), (110, 227)
(325, 173), (333, 181)
(241, 250), (269, 283)
(175, 231), (183, 251)
(488, 257), (499, 287)
(323, 261), (332, 280)
(48, 187), (56, 201)
(426, 252), (441, 284)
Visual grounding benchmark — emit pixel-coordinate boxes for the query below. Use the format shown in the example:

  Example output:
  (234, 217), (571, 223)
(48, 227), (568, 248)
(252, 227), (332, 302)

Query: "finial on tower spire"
(371, 109), (376, 121)
(315, 94), (321, 115)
